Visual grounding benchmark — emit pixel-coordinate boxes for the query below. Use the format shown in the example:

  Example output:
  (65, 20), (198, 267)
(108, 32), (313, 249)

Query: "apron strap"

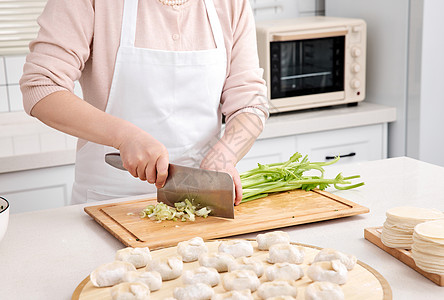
(120, 0), (138, 47)
(204, 0), (226, 50)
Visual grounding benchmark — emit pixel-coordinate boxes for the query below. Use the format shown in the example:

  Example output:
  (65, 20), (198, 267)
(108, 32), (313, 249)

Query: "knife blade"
(105, 152), (235, 219)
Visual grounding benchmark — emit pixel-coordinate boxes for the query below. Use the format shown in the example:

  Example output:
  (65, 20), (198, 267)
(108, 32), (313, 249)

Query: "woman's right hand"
(115, 125), (169, 188)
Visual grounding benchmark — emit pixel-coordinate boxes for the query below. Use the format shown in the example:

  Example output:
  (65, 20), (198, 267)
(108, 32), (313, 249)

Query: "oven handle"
(272, 30), (348, 42)
(325, 152), (356, 160)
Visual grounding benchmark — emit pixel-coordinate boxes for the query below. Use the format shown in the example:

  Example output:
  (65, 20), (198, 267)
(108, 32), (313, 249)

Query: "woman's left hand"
(200, 149), (243, 206)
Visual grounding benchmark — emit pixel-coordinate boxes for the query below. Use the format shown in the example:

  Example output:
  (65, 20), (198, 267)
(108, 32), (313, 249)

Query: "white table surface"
(0, 157), (443, 299)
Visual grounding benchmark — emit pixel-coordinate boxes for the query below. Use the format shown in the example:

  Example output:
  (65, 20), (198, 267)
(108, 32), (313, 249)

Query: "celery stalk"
(240, 153), (364, 203)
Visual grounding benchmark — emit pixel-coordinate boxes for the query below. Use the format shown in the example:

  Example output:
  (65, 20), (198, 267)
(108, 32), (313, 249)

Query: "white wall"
(416, 0), (444, 165)
(250, 0), (324, 21)
(326, 0), (411, 159)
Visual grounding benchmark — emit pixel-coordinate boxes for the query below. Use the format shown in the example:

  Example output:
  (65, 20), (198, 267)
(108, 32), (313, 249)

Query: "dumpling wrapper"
(110, 282), (150, 300)
(305, 281), (344, 300)
(182, 266), (220, 287)
(414, 219), (444, 241)
(412, 221), (444, 275)
(90, 260), (136, 287)
(173, 282), (214, 300)
(123, 270), (162, 291)
(256, 231), (290, 251)
(116, 247), (151, 268)
(256, 280), (298, 300)
(386, 206), (444, 222)
(145, 256), (183, 281)
(177, 237), (208, 262)
(383, 208), (444, 249)
(307, 260), (348, 285)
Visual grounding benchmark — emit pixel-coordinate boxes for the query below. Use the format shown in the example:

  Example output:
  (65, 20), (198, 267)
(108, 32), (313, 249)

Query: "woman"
(20, 0), (268, 205)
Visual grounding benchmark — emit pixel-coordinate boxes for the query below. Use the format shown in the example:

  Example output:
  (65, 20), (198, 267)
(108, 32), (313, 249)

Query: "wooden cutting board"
(72, 240), (392, 300)
(364, 227), (444, 286)
(85, 189), (369, 250)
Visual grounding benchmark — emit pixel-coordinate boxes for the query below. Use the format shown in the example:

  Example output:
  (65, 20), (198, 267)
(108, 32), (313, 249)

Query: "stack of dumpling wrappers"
(412, 219), (444, 275)
(381, 206), (444, 249)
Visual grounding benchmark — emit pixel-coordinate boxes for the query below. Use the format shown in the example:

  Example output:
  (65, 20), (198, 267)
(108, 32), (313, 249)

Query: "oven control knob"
(350, 79), (361, 89)
(351, 47), (361, 57)
(351, 63), (361, 73)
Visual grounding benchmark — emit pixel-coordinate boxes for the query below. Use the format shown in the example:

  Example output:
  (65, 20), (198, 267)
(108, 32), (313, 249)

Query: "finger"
(155, 155), (169, 188)
(145, 158), (157, 184)
(136, 160), (148, 181)
(232, 171), (243, 206)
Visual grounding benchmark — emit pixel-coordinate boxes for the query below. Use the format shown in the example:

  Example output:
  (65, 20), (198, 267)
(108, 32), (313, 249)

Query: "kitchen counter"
(0, 157), (442, 299)
(0, 102), (395, 173)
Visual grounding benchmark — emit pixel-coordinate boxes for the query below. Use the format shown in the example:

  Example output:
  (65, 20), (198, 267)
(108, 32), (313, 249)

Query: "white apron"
(71, 0), (227, 204)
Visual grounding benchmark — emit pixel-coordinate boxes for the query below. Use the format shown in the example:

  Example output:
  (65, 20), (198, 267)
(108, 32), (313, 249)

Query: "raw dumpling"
(177, 237), (208, 262)
(145, 256), (183, 281)
(116, 247), (152, 268)
(218, 240), (254, 258)
(182, 266), (220, 287)
(306, 260), (348, 285)
(90, 261), (136, 287)
(123, 270), (162, 291)
(228, 257), (264, 277)
(211, 289), (253, 300)
(199, 252), (236, 272)
(256, 281), (298, 299)
(267, 243), (304, 264)
(256, 231), (290, 250)
(110, 282), (150, 300)
(267, 297), (296, 300)
(173, 282), (215, 300)
(222, 269), (260, 292)
(305, 281), (345, 300)
(265, 262), (304, 281)
(312, 249), (356, 271)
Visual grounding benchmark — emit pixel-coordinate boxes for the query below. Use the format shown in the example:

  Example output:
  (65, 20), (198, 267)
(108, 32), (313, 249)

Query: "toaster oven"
(256, 16), (366, 113)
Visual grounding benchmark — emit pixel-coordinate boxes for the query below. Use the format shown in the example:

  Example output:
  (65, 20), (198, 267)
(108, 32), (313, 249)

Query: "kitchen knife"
(105, 152), (235, 219)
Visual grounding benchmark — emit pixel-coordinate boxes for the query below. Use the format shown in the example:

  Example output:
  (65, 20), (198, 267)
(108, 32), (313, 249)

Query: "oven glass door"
(270, 36), (345, 99)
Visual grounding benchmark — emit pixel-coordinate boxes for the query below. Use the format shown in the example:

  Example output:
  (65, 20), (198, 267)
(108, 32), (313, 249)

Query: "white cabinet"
(296, 124), (387, 165)
(239, 123), (387, 171)
(0, 164), (75, 214)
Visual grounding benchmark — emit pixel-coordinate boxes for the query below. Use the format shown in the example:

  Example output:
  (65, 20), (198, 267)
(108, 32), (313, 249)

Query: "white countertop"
(0, 157), (443, 299)
(260, 102), (396, 139)
(0, 102), (396, 173)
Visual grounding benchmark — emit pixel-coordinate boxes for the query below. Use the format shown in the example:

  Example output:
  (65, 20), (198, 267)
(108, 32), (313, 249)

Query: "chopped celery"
(240, 152), (364, 203)
(140, 199), (212, 222)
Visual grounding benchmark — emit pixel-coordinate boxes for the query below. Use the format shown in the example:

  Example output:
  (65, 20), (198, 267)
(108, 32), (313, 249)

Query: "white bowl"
(0, 197), (10, 243)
